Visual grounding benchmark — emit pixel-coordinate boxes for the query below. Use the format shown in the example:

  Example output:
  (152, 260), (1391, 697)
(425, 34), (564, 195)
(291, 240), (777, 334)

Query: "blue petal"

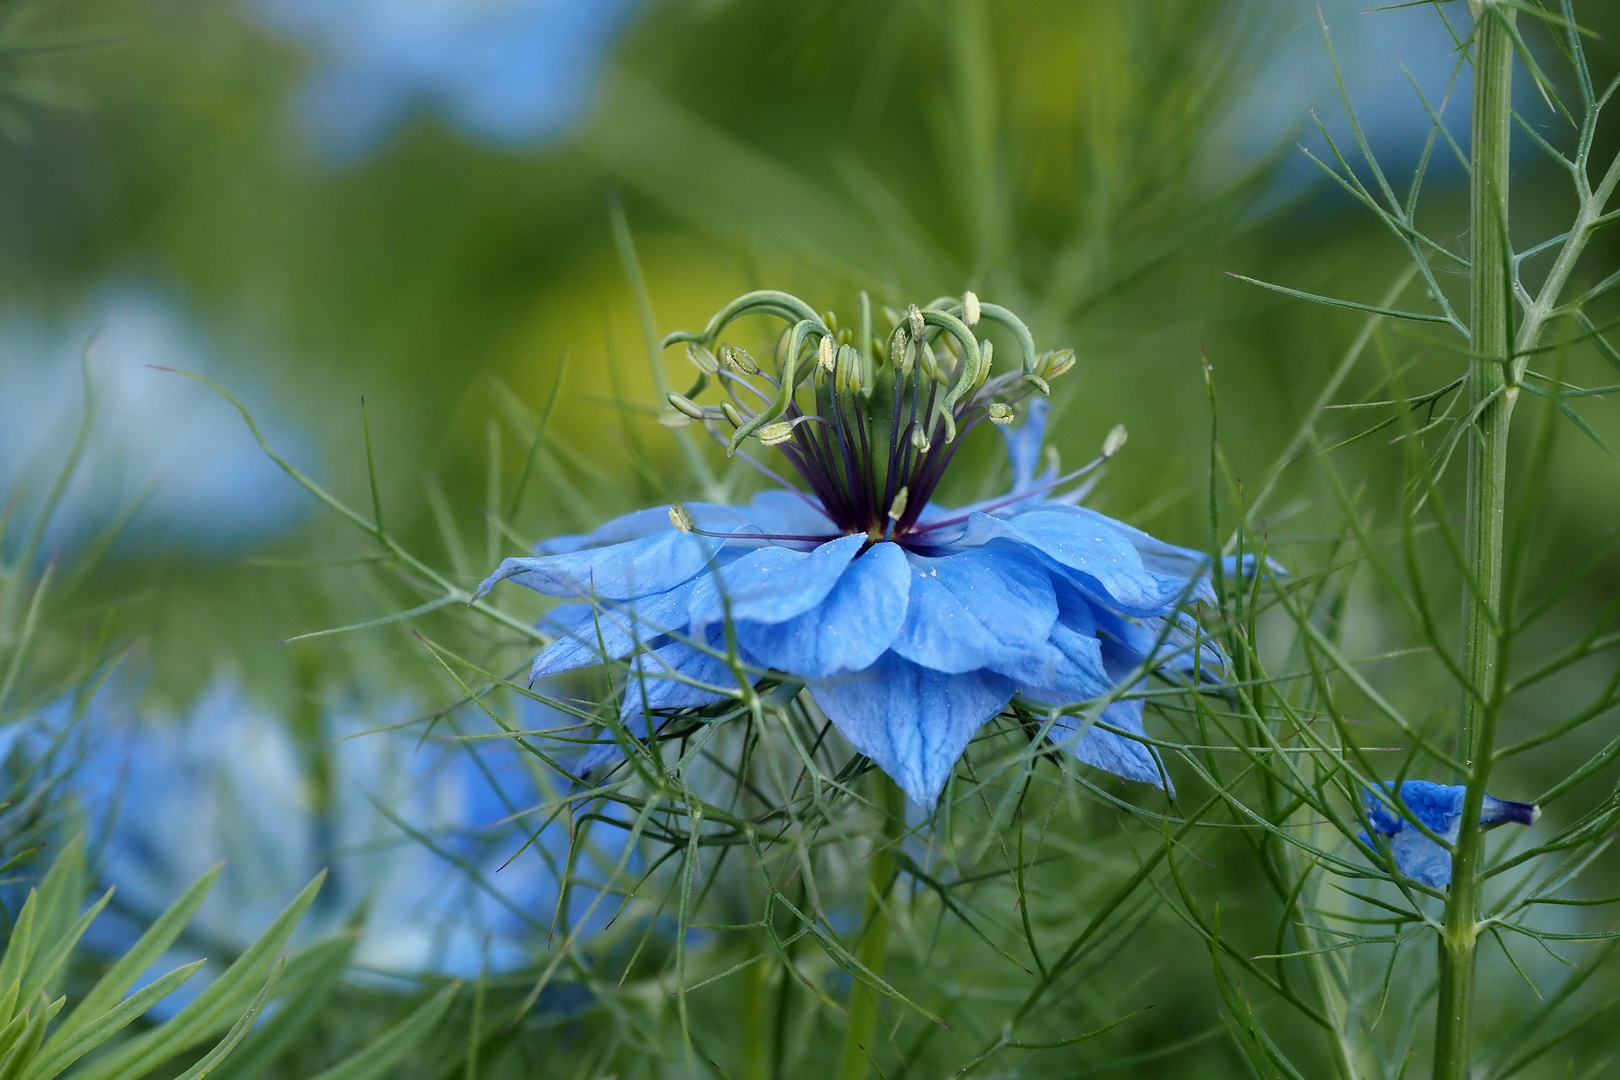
(478, 530), (724, 602)
(1053, 697), (1172, 790)
(529, 586), (695, 680)
(734, 541), (912, 678)
(952, 512), (1195, 616)
(1091, 606), (1227, 684)
(621, 633), (743, 719)
(890, 547), (1058, 675)
(1360, 780), (1538, 887)
(686, 533), (865, 631)
(807, 653), (1014, 807)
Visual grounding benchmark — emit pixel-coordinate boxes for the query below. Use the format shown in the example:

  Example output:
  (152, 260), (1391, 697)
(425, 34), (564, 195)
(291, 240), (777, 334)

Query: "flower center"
(661, 291), (1075, 549)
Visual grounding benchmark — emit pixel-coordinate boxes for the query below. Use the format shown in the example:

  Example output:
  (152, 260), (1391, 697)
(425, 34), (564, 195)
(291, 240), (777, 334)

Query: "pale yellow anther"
(887, 486), (909, 521)
(721, 402), (745, 428)
(667, 392), (705, 419)
(818, 335), (835, 372)
(685, 342), (720, 374)
(1102, 423), (1128, 458)
(963, 290), (981, 327)
(721, 344), (760, 375)
(909, 423), (931, 453)
(758, 421), (796, 446)
(1045, 349), (1076, 379)
(658, 407), (693, 429)
(669, 505), (695, 533)
(988, 402), (1014, 425)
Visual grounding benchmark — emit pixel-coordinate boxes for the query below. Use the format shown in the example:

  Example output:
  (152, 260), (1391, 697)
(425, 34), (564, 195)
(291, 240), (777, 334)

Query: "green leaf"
(69, 873), (324, 1080)
(303, 982), (459, 1080)
(48, 866), (221, 1049)
(19, 891), (111, 1008)
(206, 935), (358, 1080)
(167, 956), (286, 1080)
(21, 962), (204, 1080)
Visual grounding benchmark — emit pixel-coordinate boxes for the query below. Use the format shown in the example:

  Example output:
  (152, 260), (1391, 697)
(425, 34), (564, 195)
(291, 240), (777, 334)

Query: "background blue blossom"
(251, 0), (648, 157)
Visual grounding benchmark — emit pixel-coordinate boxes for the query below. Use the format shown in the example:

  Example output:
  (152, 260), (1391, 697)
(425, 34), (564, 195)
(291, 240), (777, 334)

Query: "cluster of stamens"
(659, 290), (1089, 549)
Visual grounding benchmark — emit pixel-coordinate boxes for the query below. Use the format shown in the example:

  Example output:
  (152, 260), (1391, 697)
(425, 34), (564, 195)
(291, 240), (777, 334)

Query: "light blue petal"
(577, 713), (649, 777)
(1091, 607), (1227, 684)
(944, 513), (1182, 616)
(529, 586), (695, 680)
(734, 541), (912, 678)
(890, 547), (1058, 675)
(807, 653), (1013, 807)
(621, 633), (743, 719)
(478, 530), (724, 602)
(686, 533), (865, 631)
(1052, 698), (1172, 790)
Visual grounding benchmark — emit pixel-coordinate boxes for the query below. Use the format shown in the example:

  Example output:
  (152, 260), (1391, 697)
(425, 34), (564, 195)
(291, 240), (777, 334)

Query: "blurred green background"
(4, 0), (1620, 1076)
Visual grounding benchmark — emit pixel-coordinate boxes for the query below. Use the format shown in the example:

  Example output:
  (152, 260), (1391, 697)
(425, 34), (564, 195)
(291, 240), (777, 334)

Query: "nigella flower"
(1360, 780), (1539, 888)
(478, 290), (1239, 807)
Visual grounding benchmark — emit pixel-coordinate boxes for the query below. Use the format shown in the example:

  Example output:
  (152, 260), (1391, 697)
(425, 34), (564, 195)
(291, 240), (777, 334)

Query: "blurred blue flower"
(1222, 0), (1476, 203)
(480, 296), (1240, 807)
(1360, 780), (1539, 888)
(69, 677), (623, 1012)
(0, 286), (308, 556)
(250, 0), (647, 158)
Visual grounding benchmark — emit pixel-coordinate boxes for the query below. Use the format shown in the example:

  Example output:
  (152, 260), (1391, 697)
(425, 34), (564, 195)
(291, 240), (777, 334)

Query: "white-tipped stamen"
(887, 486), (909, 521)
(668, 392), (706, 419)
(721, 344), (760, 375)
(757, 420), (797, 446)
(686, 342), (719, 374)
(818, 335), (835, 372)
(669, 505), (695, 533)
(963, 290), (981, 327)
(909, 422), (931, 453)
(1045, 349), (1076, 379)
(721, 402), (745, 428)
(907, 303), (924, 341)
(1103, 423), (1128, 458)
(988, 402), (1014, 425)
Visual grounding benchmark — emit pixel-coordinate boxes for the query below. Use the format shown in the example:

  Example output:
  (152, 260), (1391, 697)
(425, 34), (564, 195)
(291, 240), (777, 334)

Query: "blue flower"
(0, 286), (308, 557)
(66, 676), (623, 1014)
(249, 0), (646, 157)
(479, 291), (1241, 808)
(1360, 780), (1539, 888)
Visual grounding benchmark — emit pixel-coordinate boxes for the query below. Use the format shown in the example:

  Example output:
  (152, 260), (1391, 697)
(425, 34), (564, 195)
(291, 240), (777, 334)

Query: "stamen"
(658, 407), (693, 429)
(667, 392), (706, 419)
(669, 505), (695, 532)
(685, 342), (720, 374)
(721, 344), (760, 375)
(818, 335), (835, 372)
(887, 487), (909, 521)
(720, 402), (746, 428)
(1102, 423), (1128, 458)
(987, 402), (1014, 425)
(963, 290), (981, 327)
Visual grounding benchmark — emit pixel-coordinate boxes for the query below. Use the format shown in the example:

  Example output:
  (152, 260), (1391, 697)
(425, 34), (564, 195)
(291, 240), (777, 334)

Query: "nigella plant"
(477, 290), (1233, 807)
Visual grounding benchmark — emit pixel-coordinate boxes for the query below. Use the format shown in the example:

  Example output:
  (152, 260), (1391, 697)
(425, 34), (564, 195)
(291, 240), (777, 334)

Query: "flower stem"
(1434, 6), (1515, 1079)
(835, 772), (906, 1080)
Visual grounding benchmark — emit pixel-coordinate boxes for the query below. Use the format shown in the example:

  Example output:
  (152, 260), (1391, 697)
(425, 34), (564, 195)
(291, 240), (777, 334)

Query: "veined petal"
(686, 533), (865, 631)
(1052, 697), (1172, 790)
(734, 540), (911, 678)
(529, 586), (695, 680)
(890, 547), (1057, 675)
(621, 633), (744, 718)
(807, 653), (1013, 807)
(954, 512), (1196, 616)
(478, 529), (724, 602)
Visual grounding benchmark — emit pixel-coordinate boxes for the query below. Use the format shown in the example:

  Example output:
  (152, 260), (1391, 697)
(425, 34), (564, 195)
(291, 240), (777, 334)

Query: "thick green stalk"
(835, 773), (906, 1080)
(1434, 6), (1515, 1078)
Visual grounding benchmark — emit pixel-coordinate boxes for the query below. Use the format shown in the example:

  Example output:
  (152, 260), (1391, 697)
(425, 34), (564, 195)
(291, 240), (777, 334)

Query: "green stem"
(835, 773), (906, 1080)
(1434, 6), (1515, 1079)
